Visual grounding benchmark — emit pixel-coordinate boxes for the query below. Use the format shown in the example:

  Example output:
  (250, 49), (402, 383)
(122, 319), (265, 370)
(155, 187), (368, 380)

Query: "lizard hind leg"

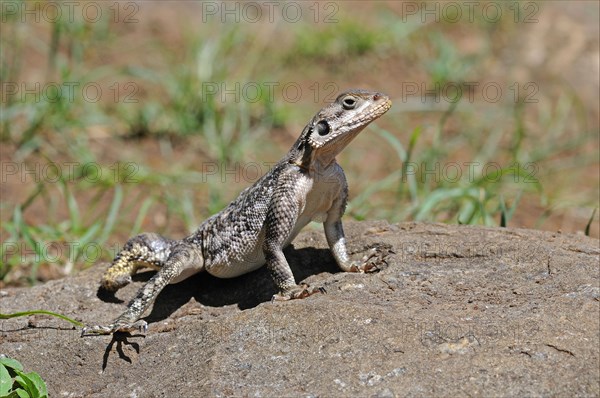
(83, 241), (204, 335)
(101, 232), (175, 292)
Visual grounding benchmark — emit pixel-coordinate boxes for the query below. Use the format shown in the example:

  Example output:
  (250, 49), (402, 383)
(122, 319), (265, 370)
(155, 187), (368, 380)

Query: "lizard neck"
(287, 124), (315, 171)
(287, 122), (361, 172)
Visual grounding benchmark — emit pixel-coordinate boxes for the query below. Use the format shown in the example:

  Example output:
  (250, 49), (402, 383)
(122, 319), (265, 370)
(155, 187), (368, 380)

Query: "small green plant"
(0, 310), (83, 328)
(0, 357), (48, 398)
(288, 19), (383, 64)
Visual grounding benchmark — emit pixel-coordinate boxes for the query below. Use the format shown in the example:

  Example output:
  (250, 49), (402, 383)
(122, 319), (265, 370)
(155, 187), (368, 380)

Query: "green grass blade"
(0, 310), (83, 327)
(375, 127), (406, 161)
(130, 197), (154, 236)
(585, 208), (597, 237)
(98, 185), (123, 245)
(62, 181), (80, 232)
(500, 196), (507, 227)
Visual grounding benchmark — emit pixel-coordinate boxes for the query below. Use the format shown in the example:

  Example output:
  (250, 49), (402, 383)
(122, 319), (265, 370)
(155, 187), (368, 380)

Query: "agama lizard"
(82, 89), (392, 335)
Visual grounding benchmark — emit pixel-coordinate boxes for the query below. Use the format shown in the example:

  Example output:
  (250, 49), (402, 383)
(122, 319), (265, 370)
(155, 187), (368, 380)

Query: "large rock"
(1, 221), (599, 397)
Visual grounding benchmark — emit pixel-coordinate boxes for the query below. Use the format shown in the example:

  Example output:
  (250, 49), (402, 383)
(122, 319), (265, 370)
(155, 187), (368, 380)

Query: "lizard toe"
(351, 243), (395, 273)
(271, 283), (325, 302)
(81, 324), (116, 336)
(81, 320), (148, 336)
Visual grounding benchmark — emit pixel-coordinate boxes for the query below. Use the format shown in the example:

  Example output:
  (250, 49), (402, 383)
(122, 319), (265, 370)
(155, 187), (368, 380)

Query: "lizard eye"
(316, 120), (330, 136)
(342, 96), (357, 110)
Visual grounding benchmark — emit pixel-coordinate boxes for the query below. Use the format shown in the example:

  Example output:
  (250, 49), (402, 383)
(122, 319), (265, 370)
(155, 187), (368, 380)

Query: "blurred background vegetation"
(1, 1), (598, 286)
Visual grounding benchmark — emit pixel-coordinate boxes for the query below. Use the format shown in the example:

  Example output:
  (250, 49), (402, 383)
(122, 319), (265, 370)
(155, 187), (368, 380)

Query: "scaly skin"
(82, 89), (392, 336)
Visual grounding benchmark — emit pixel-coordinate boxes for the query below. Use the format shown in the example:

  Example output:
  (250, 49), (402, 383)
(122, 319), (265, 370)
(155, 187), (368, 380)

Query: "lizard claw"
(81, 320), (148, 336)
(350, 243), (394, 273)
(271, 283), (326, 302)
(349, 261), (380, 273)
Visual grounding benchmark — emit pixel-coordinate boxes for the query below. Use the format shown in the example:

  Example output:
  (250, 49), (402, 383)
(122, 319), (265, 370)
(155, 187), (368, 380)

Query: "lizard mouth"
(373, 97), (392, 117)
(346, 96), (392, 130)
(307, 91), (392, 150)
(316, 96), (392, 154)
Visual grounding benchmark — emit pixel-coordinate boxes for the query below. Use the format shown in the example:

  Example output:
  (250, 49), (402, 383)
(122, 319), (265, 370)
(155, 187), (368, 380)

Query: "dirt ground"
(1, 221), (598, 397)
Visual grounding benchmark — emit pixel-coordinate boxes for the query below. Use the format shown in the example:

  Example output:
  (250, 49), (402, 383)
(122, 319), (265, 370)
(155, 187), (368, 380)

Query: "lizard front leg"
(324, 195), (381, 273)
(82, 242), (203, 335)
(264, 180), (324, 301)
(265, 240), (323, 301)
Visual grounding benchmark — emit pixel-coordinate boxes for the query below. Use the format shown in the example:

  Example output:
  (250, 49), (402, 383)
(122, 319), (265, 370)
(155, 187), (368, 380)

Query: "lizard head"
(307, 89), (392, 150)
(291, 89), (392, 168)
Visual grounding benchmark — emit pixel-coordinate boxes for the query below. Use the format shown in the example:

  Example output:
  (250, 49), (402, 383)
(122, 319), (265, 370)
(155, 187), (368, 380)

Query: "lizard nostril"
(373, 94), (381, 101)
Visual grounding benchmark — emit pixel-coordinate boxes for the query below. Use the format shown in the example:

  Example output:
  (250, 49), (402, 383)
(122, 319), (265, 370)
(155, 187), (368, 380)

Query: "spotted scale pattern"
(82, 89), (392, 335)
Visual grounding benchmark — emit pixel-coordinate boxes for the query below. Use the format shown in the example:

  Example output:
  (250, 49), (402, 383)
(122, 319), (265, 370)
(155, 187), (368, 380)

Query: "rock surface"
(1, 221), (599, 397)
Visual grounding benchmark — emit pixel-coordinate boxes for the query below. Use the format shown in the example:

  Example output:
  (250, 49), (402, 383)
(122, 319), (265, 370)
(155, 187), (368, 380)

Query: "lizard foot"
(271, 283), (326, 302)
(101, 274), (132, 292)
(349, 243), (394, 273)
(81, 320), (148, 336)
